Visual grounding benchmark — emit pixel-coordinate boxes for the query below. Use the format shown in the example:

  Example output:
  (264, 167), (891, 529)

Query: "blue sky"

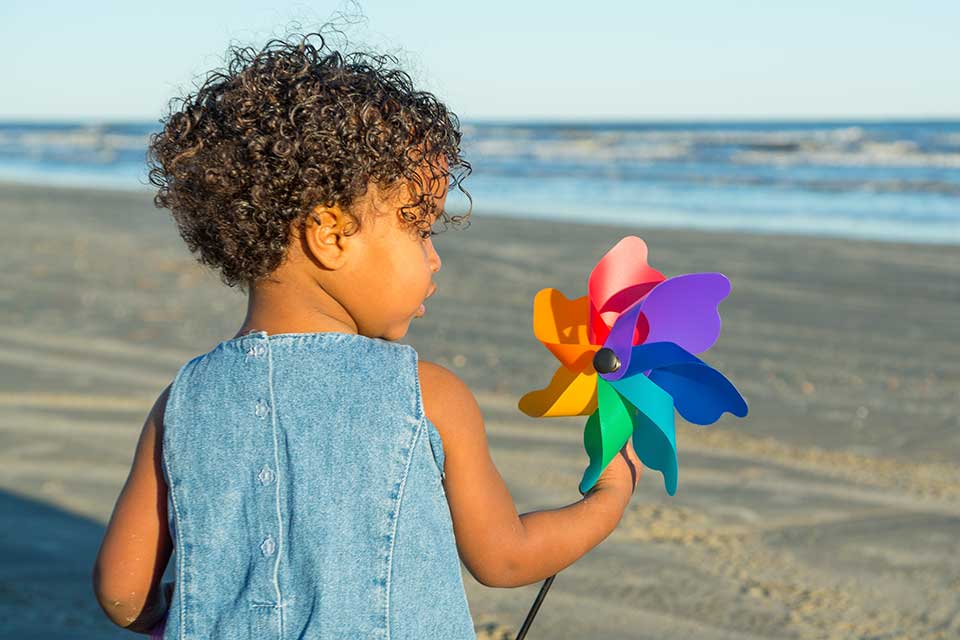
(2, 1), (958, 121)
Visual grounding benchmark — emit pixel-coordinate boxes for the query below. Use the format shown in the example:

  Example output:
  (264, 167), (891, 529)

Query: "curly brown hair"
(147, 31), (471, 290)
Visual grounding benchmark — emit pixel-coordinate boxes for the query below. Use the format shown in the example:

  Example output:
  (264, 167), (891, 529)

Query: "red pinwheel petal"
(587, 237), (665, 343)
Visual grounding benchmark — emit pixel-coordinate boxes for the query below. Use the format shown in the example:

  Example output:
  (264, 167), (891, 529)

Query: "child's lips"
(415, 285), (436, 318)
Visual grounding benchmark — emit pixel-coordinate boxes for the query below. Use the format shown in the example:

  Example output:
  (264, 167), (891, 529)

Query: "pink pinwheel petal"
(587, 236), (664, 343)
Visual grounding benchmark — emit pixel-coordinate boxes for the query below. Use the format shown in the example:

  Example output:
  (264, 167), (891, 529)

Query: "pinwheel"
(518, 236), (748, 497)
(513, 236), (748, 640)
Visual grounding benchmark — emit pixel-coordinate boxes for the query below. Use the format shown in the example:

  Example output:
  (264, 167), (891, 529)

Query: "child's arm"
(419, 361), (640, 588)
(93, 386), (173, 632)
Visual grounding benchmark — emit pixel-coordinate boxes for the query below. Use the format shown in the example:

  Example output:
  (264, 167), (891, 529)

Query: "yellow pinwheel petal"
(518, 365), (598, 418)
(532, 288), (597, 371)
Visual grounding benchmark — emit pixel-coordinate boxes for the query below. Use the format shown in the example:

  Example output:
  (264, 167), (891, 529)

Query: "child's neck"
(234, 274), (358, 339)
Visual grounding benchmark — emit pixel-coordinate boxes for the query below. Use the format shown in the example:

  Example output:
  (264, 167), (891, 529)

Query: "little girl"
(93, 33), (641, 639)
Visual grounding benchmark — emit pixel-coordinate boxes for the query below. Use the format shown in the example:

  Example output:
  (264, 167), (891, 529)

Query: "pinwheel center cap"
(593, 348), (621, 374)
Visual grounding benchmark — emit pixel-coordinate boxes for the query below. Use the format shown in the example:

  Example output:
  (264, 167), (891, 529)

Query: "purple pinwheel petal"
(640, 273), (731, 355)
(600, 298), (647, 381)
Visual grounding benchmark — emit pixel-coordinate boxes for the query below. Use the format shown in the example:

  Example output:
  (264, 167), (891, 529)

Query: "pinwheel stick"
(515, 575), (556, 640)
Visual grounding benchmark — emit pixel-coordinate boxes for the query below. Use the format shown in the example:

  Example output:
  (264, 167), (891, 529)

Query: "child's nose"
(428, 240), (442, 273)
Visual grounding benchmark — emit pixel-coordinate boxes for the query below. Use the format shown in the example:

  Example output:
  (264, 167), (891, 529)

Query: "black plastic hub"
(593, 348), (621, 374)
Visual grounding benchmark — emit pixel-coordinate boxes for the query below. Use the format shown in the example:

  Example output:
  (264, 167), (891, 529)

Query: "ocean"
(1, 119), (958, 244)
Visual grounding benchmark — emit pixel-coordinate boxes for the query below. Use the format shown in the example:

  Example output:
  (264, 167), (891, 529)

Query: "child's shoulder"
(144, 383), (173, 440)
(417, 359), (485, 444)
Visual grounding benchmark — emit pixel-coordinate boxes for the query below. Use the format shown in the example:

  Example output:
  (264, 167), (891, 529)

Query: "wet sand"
(1, 181), (958, 639)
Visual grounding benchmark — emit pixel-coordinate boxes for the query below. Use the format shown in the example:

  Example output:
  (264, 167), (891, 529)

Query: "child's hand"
(585, 437), (642, 500)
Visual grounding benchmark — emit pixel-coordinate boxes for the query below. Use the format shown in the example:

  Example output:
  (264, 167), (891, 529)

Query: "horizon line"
(1, 114), (959, 126)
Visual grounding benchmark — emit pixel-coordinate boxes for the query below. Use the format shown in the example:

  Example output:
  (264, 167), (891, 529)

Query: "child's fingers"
(620, 439), (642, 491)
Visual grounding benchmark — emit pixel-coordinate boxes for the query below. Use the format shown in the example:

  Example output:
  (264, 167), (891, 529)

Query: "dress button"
(258, 465), (275, 485)
(254, 400), (270, 418)
(260, 535), (276, 557)
(254, 344), (266, 357)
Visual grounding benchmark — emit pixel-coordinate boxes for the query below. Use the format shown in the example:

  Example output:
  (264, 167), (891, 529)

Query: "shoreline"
(3, 178), (958, 249)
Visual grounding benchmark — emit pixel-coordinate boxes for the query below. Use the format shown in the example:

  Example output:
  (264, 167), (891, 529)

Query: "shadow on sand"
(0, 490), (132, 639)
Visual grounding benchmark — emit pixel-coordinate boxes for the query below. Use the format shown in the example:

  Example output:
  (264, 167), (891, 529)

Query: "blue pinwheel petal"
(613, 341), (692, 377)
(607, 373), (678, 495)
(650, 366), (747, 425)
(614, 342), (748, 425)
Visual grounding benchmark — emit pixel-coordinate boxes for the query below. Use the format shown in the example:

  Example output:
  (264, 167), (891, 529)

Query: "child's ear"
(301, 205), (355, 270)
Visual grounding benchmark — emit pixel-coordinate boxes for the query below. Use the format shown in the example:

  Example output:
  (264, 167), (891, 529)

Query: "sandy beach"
(1, 181), (958, 639)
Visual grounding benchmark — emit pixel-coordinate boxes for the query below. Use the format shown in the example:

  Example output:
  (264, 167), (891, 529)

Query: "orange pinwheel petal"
(532, 288), (598, 371)
(518, 365), (598, 418)
(544, 344), (598, 372)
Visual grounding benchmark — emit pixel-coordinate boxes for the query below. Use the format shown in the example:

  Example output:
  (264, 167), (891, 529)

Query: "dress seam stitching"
(161, 390), (187, 640)
(383, 411), (425, 640)
(266, 341), (285, 637)
(409, 347), (445, 477)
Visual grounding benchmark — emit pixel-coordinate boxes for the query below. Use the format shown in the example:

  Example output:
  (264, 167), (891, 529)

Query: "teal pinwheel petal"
(609, 371), (679, 495)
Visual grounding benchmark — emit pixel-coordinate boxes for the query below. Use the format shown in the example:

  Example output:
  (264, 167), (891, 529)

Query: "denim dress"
(160, 331), (476, 639)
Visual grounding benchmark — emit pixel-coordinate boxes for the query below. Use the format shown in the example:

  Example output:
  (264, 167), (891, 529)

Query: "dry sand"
(0, 182), (958, 639)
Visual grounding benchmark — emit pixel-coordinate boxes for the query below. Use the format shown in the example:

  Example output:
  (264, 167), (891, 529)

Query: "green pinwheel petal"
(579, 378), (635, 494)
(579, 409), (603, 494)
